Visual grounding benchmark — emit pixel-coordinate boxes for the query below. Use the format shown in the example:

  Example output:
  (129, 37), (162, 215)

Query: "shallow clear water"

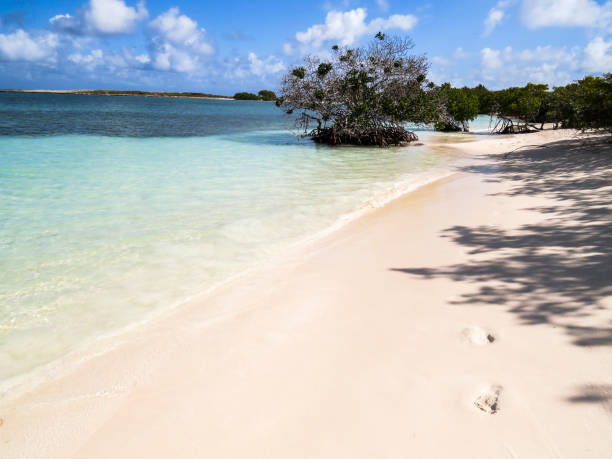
(0, 93), (476, 387)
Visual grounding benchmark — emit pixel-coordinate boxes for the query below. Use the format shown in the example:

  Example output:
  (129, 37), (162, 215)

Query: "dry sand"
(0, 129), (610, 458)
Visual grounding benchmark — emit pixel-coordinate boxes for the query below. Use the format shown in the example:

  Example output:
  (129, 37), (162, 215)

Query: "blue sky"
(0, 0), (611, 94)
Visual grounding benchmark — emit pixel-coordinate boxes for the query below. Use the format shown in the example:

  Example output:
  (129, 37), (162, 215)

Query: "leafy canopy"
(234, 90), (278, 101)
(277, 34), (443, 145)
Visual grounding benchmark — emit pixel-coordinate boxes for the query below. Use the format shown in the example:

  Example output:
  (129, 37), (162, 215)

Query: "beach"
(1, 129), (610, 457)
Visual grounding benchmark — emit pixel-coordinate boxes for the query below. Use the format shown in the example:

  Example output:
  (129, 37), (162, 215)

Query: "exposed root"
(311, 125), (418, 146)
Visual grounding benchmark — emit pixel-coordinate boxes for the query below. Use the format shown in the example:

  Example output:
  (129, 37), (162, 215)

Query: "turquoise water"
(0, 94), (475, 388)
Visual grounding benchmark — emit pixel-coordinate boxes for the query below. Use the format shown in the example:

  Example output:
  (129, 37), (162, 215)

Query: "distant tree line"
(438, 75), (612, 133)
(276, 33), (612, 146)
(233, 90), (278, 101)
(72, 90), (232, 99)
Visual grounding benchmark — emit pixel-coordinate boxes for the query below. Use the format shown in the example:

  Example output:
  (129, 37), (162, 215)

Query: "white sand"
(1, 129), (610, 458)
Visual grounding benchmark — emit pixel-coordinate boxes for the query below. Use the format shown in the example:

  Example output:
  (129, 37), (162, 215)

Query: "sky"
(0, 0), (611, 94)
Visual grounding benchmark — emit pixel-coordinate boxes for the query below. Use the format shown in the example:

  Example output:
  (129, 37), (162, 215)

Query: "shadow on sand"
(390, 135), (612, 407)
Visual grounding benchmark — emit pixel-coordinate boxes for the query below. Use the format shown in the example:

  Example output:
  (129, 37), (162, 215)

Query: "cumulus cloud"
(0, 29), (59, 63)
(483, 1), (514, 36)
(68, 47), (150, 72)
(521, 0), (612, 29)
(431, 55), (451, 66)
(428, 47), (473, 85)
(85, 0), (147, 34)
(247, 52), (285, 76)
(148, 7), (214, 73)
(481, 47), (504, 74)
(288, 8), (417, 53)
(480, 44), (579, 87)
(68, 48), (104, 69)
(49, 13), (82, 35)
(369, 14), (418, 32)
(583, 36), (612, 72)
(224, 52), (286, 81)
(483, 9), (505, 36)
(50, 0), (147, 35)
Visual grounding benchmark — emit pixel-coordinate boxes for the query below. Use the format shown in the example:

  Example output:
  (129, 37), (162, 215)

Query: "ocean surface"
(0, 93), (485, 391)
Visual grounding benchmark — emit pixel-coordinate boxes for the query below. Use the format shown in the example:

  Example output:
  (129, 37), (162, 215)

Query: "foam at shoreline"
(0, 130), (473, 399)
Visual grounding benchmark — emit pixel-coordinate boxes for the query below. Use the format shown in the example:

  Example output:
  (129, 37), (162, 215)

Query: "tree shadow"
(566, 384), (612, 414)
(391, 134), (612, 407)
(392, 135), (612, 340)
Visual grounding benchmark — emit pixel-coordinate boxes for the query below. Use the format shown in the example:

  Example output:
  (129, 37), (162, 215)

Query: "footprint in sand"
(475, 385), (503, 414)
(462, 326), (495, 345)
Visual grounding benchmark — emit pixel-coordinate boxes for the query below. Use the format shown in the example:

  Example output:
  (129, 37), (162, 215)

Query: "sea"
(0, 92), (489, 392)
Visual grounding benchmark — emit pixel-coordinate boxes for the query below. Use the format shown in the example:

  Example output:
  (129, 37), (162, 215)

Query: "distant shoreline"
(0, 89), (235, 100)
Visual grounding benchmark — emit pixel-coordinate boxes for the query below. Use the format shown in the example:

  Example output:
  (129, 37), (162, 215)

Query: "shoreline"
(1, 129), (610, 457)
(0, 89), (234, 100)
(0, 140), (467, 401)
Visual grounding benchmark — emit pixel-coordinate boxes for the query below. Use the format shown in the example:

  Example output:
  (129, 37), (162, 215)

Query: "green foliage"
(314, 89), (326, 100)
(280, 34), (611, 143)
(279, 35), (441, 146)
(233, 92), (261, 100)
(449, 76), (612, 132)
(436, 83), (479, 131)
(257, 90), (277, 101)
(554, 75), (612, 129)
(59, 90), (232, 99)
(491, 83), (549, 124)
(468, 84), (496, 114)
(317, 63), (333, 78)
(234, 90), (277, 101)
(292, 67), (306, 79)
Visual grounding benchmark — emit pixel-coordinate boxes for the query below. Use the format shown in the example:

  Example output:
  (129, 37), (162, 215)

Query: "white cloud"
(134, 53), (151, 64)
(481, 47), (503, 75)
(85, 0), (147, 34)
(480, 44), (579, 87)
(49, 13), (73, 26)
(49, 13), (81, 34)
(149, 7), (214, 73)
(282, 42), (294, 55)
(50, 0), (148, 35)
(369, 14), (418, 32)
(289, 8), (417, 52)
(431, 55), (451, 66)
(247, 52), (285, 76)
(67, 48), (151, 72)
(521, 0), (612, 29)
(429, 47), (473, 85)
(295, 9), (367, 48)
(518, 45), (577, 65)
(224, 52), (286, 81)
(483, 1), (515, 36)
(583, 36), (612, 72)
(0, 29), (59, 63)
(149, 7), (212, 54)
(483, 8), (505, 36)
(68, 48), (104, 69)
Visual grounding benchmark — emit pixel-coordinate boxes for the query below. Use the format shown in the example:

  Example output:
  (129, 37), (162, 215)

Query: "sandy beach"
(1, 130), (610, 457)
